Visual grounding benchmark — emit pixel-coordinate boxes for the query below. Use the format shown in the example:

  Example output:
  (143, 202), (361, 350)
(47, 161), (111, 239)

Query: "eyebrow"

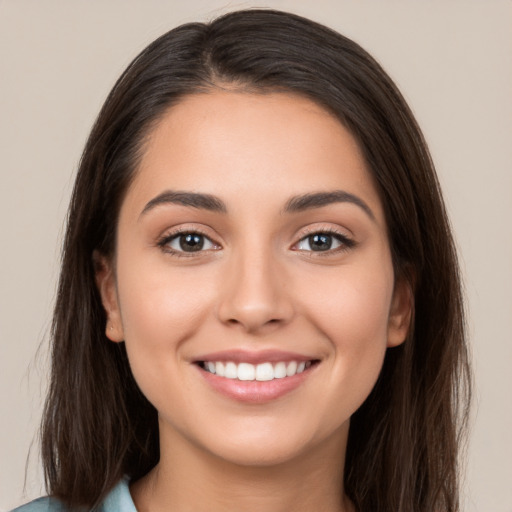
(139, 189), (375, 221)
(283, 190), (375, 220)
(140, 191), (227, 218)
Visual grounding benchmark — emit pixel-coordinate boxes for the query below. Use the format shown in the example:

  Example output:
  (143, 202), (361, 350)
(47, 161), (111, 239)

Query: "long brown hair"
(41, 9), (471, 511)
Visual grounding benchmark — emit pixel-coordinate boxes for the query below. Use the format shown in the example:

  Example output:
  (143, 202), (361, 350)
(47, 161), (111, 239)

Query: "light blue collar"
(99, 477), (137, 512)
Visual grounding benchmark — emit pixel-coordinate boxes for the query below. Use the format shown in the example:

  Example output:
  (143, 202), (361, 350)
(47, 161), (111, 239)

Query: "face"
(97, 91), (411, 468)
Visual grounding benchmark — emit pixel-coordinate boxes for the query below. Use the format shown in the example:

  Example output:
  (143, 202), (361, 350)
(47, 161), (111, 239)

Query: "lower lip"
(197, 365), (316, 403)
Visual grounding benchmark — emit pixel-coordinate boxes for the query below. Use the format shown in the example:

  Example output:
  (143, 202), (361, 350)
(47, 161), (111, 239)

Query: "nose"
(216, 246), (294, 334)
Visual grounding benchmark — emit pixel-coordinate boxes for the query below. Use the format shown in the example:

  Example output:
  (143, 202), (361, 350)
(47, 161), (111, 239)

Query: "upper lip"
(193, 349), (319, 365)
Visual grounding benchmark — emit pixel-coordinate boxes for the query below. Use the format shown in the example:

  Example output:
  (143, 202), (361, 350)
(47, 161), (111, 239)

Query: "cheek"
(114, 259), (217, 384)
(297, 257), (394, 401)
(302, 261), (393, 342)
(118, 261), (214, 335)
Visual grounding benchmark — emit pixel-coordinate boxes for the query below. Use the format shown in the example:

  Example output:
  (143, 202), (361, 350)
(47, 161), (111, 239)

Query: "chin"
(184, 414), (349, 469)
(207, 439), (314, 468)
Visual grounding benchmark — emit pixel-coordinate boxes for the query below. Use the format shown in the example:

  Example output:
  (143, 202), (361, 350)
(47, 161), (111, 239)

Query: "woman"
(14, 9), (471, 512)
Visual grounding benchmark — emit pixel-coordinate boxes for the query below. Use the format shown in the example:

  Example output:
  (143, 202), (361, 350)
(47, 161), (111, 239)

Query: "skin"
(96, 91), (412, 512)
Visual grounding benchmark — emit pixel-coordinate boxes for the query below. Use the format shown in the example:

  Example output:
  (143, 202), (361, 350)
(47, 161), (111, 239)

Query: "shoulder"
(10, 478), (136, 512)
(10, 496), (68, 512)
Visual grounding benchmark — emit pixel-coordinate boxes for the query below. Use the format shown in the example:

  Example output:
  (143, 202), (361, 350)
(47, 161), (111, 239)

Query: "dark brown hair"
(41, 9), (471, 511)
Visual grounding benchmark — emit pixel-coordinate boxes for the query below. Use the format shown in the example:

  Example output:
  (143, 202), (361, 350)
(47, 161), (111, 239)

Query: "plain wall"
(1, 1), (511, 510)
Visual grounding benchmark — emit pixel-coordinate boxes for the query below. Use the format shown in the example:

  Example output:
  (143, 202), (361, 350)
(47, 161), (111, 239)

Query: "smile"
(194, 350), (320, 403)
(199, 360), (315, 381)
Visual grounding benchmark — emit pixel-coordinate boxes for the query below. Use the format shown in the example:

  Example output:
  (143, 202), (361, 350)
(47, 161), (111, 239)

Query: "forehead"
(124, 91), (385, 223)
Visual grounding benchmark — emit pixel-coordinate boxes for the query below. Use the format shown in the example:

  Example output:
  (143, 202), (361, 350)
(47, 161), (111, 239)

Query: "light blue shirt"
(11, 478), (136, 512)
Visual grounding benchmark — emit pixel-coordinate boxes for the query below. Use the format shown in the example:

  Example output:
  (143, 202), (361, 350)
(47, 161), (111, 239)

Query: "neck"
(131, 423), (353, 512)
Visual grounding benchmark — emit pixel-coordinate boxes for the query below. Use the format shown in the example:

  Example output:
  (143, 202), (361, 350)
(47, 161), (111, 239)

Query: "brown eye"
(162, 232), (217, 253)
(295, 231), (354, 252)
(307, 234), (334, 251)
(179, 233), (205, 252)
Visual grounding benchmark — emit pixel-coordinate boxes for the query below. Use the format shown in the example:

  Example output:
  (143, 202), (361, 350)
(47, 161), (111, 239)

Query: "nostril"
(227, 317), (282, 327)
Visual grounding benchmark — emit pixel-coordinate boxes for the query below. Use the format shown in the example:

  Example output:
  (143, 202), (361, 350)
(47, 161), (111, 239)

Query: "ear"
(387, 276), (414, 348)
(93, 250), (124, 342)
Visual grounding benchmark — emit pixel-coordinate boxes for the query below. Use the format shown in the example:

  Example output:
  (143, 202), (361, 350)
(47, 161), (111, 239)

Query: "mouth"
(193, 351), (321, 403)
(196, 359), (319, 381)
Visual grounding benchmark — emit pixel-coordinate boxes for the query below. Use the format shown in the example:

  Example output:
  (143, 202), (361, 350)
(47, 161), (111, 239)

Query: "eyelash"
(157, 227), (356, 258)
(157, 227), (218, 258)
(292, 228), (356, 256)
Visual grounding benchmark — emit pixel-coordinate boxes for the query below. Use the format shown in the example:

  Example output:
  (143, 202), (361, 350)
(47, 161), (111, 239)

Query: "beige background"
(1, 1), (511, 510)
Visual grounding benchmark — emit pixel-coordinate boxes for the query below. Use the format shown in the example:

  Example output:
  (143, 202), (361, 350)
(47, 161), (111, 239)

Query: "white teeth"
(215, 362), (225, 377)
(203, 360), (314, 381)
(286, 361), (297, 377)
(225, 362), (238, 379)
(256, 362), (274, 381)
(237, 362), (255, 381)
(274, 362), (287, 379)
